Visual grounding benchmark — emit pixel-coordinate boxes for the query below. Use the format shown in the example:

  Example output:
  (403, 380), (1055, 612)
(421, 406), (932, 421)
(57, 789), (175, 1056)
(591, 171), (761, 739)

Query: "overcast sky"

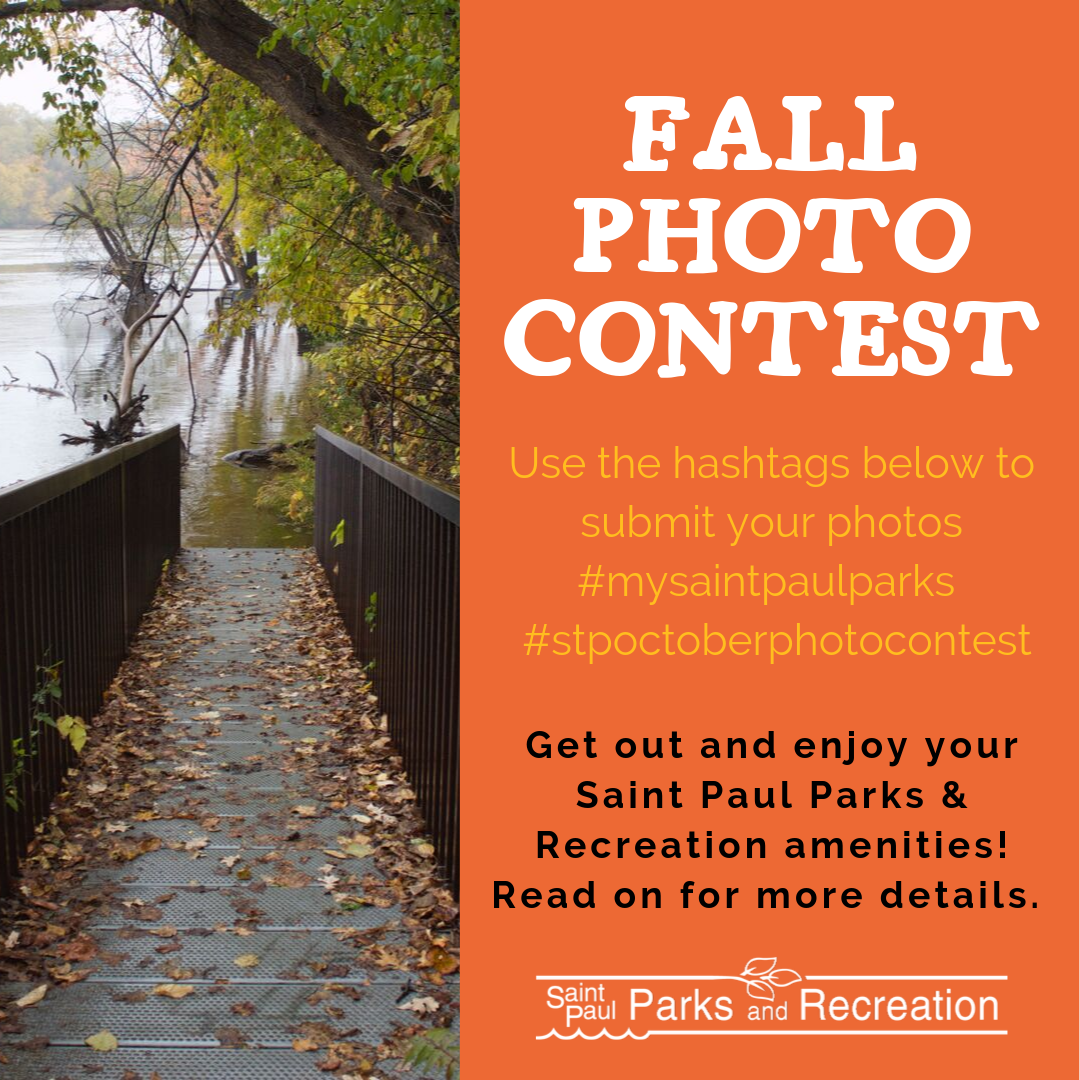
(0, 20), (144, 117)
(0, 62), (65, 113)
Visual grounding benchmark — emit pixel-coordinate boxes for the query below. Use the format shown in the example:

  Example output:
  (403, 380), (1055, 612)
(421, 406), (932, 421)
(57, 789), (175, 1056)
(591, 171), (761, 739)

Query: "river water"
(0, 229), (312, 546)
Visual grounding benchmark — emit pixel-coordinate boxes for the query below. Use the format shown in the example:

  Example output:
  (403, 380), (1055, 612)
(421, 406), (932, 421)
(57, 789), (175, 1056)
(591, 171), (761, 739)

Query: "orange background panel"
(461, 2), (1077, 1075)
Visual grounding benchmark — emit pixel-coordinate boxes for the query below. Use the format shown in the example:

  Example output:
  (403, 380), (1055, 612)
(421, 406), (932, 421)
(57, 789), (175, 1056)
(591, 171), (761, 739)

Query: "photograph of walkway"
(0, 548), (459, 1078)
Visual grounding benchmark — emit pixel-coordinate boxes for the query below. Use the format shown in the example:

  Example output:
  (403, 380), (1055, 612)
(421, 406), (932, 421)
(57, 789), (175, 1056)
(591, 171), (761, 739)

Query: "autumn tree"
(0, 0), (459, 280)
(1, 1), (460, 482)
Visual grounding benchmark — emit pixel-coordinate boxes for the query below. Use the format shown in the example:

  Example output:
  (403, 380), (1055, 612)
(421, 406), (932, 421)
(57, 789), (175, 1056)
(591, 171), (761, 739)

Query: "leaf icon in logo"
(734, 956), (802, 998)
(765, 969), (802, 988)
(745, 979), (776, 1001)
(741, 957), (777, 977)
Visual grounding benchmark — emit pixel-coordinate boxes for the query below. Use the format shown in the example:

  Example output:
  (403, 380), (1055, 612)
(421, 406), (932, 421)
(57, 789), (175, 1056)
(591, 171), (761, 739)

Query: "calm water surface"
(0, 229), (311, 546)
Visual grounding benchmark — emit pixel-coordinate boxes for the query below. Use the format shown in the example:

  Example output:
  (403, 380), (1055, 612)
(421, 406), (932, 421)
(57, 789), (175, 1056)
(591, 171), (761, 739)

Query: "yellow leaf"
(292, 1037), (319, 1052)
(86, 1030), (119, 1052)
(56, 715), (88, 754)
(234, 954), (260, 968)
(153, 985), (195, 999)
(15, 984), (47, 1008)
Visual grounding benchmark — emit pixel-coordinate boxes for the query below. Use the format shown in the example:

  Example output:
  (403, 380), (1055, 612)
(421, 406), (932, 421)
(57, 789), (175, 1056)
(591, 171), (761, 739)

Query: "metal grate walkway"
(0, 549), (458, 1078)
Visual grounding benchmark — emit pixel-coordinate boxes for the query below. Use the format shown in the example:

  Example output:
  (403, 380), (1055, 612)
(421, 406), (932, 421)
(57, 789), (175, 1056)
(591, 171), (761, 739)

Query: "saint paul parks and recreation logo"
(535, 958), (1007, 1039)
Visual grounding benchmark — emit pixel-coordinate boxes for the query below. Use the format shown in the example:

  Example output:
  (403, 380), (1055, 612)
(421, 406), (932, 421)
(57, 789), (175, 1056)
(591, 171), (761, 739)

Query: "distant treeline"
(0, 104), (80, 228)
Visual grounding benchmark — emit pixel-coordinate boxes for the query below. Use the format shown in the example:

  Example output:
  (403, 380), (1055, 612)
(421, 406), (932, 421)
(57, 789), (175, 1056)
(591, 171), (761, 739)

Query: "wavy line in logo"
(537, 1028), (652, 1041)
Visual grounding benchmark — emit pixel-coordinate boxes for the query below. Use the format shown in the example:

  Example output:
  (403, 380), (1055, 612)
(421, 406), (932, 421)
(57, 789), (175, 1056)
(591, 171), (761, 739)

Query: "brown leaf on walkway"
(49, 964), (91, 985)
(0, 552), (458, 1061)
(425, 946), (459, 975)
(112, 991), (148, 1004)
(56, 935), (98, 962)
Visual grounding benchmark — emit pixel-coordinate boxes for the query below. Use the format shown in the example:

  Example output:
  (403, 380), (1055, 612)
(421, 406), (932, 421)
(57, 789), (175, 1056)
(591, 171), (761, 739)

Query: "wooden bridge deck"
(0, 549), (458, 1078)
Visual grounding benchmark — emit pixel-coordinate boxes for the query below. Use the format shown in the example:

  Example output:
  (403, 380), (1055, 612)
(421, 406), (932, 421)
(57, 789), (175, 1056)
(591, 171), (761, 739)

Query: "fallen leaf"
(86, 1030), (119, 1052)
(398, 996), (440, 1015)
(427, 947), (459, 975)
(15, 985), (47, 1008)
(56, 935), (98, 962)
(234, 954), (260, 968)
(113, 991), (148, 1004)
(153, 984), (195, 999)
(292, 1037), (319, 1052)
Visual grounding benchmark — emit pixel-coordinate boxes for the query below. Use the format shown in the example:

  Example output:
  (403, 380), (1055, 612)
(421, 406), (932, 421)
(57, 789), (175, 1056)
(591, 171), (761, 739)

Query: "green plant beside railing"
(3, 660), (87, 811)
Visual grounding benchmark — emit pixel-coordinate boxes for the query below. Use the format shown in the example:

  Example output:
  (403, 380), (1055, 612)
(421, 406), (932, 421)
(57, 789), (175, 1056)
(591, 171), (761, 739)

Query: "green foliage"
(255, 0), (459, 190)
(0, 12), (106, 156)
(179, 3), (460, 488)
(403, 1027), (459, 1080)
(4, 659), (86, 811)
(331, 518), (346, 547)
(364, 592), (377, 631)
(4, 737), (27, 811)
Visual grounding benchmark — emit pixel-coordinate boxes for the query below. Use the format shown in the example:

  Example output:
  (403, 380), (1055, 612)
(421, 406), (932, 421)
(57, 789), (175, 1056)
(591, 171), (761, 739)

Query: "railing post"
(120, 457), (131, 642)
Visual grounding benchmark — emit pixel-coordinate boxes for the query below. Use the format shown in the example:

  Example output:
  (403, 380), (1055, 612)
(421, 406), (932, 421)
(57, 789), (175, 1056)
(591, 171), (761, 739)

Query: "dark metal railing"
(0, 426), (182, 892)
(314, 427), (460, 893)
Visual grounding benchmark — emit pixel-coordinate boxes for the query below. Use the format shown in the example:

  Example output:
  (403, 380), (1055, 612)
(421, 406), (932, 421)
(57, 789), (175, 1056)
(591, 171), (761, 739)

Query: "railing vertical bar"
(0, 427), (182, 897)
(312, 428), (459, 895)
(0, 528), (18, 889)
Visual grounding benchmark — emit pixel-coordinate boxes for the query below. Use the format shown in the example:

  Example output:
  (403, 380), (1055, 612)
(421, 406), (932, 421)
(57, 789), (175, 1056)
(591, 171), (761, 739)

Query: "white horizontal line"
(536, 1030), (1008, 1040)
(806, 976), (1007, 981)
(538, 976), (737, 981)
(648, 1030), (1008, 1036)
(535, 975), (1007, 982)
